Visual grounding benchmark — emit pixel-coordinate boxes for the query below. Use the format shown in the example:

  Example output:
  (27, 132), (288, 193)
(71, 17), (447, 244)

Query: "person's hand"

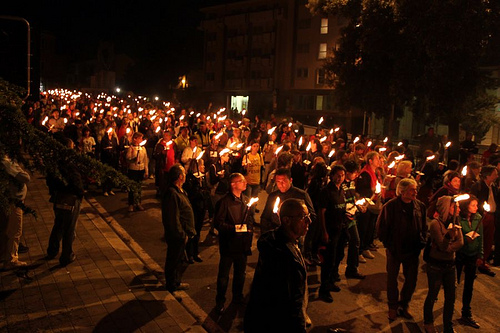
(447, 227), (457, 239)
(144, 173), (149, 179)
(476, 257), (484, 267)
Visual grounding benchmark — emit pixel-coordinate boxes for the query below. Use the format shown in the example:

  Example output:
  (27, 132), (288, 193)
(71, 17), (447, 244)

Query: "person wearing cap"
(423, 196), (464, 333)
(244, 198), (311, 333)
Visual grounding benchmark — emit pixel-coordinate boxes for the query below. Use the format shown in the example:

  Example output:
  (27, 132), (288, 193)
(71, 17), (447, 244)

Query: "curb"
(85, 196), (224, 333)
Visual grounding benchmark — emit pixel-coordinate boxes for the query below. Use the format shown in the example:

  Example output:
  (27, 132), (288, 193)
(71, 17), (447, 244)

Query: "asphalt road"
(91, 178), (500, 333)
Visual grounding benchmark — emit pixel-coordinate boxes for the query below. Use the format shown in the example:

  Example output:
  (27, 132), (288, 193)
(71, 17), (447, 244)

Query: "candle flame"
(273, 197), (281, 214)
(306, 142), (311, 151)
(367, 141), (372, 147)
(236, 143), (244, 149)
(196, 150), (205, 160)
(275, 145), (284, 155)
(379, 147), (387, 152)
(454, 194), (470, 202)
(483, 201), (490, 212)
(398, 141), (403, 146)
(288, 122), (293, 128)
(267, 126), (277, 135)
(355, 198), (366, 206)
(320, 136), (327, 142)
(426, 155), (436, 161)
(445, 141), (452, 148)
(383, 137), (388, 143)
(245, 146), (252, 152)
(395, 154), (405, 161)
(334, 127), (340, 132)
(107, 128), (113, 134)
(375, 182), (382, 194)
(330, 128), (334, 134)
(328, 149), (336, 158)
(318, 117), (324, 125)
(220, 148), (231, 156)
(247, 197), (259, 207)
(353, 137), (360, 144)
(126, 128), (131, 134)
(63, 118), (68, 124)
(139, 139), (147, 146)
(155, 127), (161, 133)
(388, 161), (396, 169)
(461, 166), (468, 177)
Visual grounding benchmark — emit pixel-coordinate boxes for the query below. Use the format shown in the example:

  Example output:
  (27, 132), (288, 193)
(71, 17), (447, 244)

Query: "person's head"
(169, 164), (186, 186)
(249, 140), (260, 154)
(435, 196), (458, 223)
(233, 127), (241, 138)
(189, 135), (198, 147)
(180, 126), (189, 137)
(466, 161), (481, 177)
(354, 143), (365, 155)
(275, 168), (293, 193)
(199, 121), (207, 132)
(311, 138), (321, 152)
(291, 150), (302, 163)
(427, 127), (435, 136)
(132, 132), (144, 145)
(278, 198), (311, 240)
(343, 160), (360, 181)
(444, 171), (461, 190)
(480, 165), (498, 184)
(397, 178), (418, 203)
(488, 143), (498, 153)
(310, 162), (328, 180)
(459, 195), (479, 218)
(448, 160), (459, 172)
(330, 165), (346, 187)
(396, 160), (413, 177)
(277, 152), (294, 169)
(229, 173), (247, 194)
(163, 130), (173, 141)
(366, 151), (380, 169)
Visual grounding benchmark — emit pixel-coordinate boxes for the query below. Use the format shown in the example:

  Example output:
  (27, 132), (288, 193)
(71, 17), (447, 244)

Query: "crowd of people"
(6, 88), (500, 332)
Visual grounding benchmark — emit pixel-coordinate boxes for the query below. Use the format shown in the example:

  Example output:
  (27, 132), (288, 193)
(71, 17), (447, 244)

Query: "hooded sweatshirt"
(428, 196), (464, 263)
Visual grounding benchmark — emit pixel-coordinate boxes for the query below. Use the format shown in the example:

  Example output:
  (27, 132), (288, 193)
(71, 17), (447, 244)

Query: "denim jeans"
(456, 252), (478, 317)
(423, 262), (456, 331)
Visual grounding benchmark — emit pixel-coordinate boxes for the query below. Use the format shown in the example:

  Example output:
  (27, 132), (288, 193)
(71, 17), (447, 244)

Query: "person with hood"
(423, 196), (464, 333)
(427, 171), (461, 219)
(244, 198), (311, 333)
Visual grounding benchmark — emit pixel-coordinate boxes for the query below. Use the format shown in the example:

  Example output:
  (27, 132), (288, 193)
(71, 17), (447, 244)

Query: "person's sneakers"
(193, 255), (203, 262)
(104, 192), (109, 197)
(169, 283), (190, 292)
(18, 243), (29, 254)
(362, 250), (375, 259)
(459, 316), (480, 329)
(478, 266), (496, 277)
(319, 290), (333, 303)
(60, 253), (76, 267)
(388, 309), (398, 321)
(397, 306), (414, 320)
(346, 271), (366, 280)
(136, 204), (145, 211)
(128, 205), (134, 212)
(109, 190), (116, 196)
(359, 255), (367, 263)
(3, 260), (28, 270)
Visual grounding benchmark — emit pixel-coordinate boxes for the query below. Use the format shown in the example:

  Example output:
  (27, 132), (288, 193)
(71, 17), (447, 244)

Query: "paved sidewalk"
(0, 175), (206, 332)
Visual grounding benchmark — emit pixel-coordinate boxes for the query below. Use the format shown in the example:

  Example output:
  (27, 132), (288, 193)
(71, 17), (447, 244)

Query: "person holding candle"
(213, 173), (254, 314)
(456, 195), (483, 329)
(423, 196), (464, 333)
(242, 141), (264, 200)
(376, 178), (427, 321)
(427, 171), (461, 219)
(470, 165), (498, 277)
(126, 132), (148, 212)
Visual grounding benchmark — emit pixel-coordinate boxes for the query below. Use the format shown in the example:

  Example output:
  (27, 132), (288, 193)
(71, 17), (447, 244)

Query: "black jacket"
(161, 185), (196, 242)
(244, 227), (307, 333)
(214, 192), (254, 256)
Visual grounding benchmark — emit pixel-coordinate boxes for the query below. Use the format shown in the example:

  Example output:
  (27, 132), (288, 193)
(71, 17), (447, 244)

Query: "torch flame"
(483, 202), (491, 212)
(126, 128), (131, 134)
(329, 149), (336, 158)
(379, 147), (387, 152)
(220, 148), (231, 156)
(454, 194), (470, 202)
(367, 141), (372, 147)
(383, 137), (388, 143)
(461, 166), (468, 177)
(388, 161), (396, 169)
(330, 128), (334, 134)
(196, 150), (205, 160)
(288, 122), (293, 128)
(298, 137), (303, 147)
(395, 154), (405, 161)
(155, 127), (161, 133)
(353, 137), (360, 144)
(139, 139), (147, 146)
(267, 126), (277, 135)
(426, 155), (436, 161)
(334, 127), (340, 132)
(375, 182), (382, 194)
(306, 142), (311, 151)
(397, 141), (403, 146)
(247, 197), (259, 207)
(318, 117), (324, 125)
(320, 136), (327, 142)
(273, 197), (281, 214)
(445, 141), (452, 148)
(107, 128), (113, 134)
(355, 198), (366, 206)
(275, 145), (284, 155)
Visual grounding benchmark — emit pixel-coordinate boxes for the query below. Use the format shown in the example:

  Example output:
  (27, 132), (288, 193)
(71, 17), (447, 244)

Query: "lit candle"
(375, 182), (382, 194)
(445, 141), (452, 148)
(273, 197), (281, 214)
(318, 117), (324, 125)
(353, 137), (359, 144)
(275, 145), (284, 155)
(328, 149), (335, 158)
(461, 166), (467, 177)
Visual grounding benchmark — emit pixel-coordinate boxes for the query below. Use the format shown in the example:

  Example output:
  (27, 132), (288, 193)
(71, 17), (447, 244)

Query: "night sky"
(1, 1), (233, 95)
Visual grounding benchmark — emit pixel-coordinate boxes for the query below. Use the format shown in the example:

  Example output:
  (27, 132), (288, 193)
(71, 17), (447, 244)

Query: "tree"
(308, 0), (500, 141)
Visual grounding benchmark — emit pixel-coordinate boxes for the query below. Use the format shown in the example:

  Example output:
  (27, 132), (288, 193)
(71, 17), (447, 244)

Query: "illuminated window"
(318, 43), (327, 59)
(321, 18), (328, 34)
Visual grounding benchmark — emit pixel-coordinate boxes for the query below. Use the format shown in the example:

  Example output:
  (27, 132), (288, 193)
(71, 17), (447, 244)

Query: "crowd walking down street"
(2, 89), (500, 332)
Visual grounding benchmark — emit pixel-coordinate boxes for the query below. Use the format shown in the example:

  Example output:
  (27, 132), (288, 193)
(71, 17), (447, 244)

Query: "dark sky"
(2, 0), (229, 95)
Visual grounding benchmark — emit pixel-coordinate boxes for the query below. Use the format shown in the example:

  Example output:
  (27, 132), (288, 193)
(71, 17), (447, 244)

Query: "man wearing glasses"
(213, 173), (254, 314)
(245, 198), (311, 332)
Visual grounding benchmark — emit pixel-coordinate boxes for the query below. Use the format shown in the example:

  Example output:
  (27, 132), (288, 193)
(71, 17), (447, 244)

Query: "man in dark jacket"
(376, 178), (427, 321)
(244, 198), (310, 333)
(260, 168), (316, 234)
(214, 173), (254, 313)
(162, 164), (196, 292)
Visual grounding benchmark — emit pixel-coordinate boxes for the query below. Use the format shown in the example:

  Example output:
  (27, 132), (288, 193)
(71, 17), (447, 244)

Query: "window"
(297, 43), (310, 54)
(316, 68), (325, 84)
(316, 95), (324, 110)
(321, 18), (328, 34)
(296, 68), (309, 78)
(318, 43), (327, 59)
